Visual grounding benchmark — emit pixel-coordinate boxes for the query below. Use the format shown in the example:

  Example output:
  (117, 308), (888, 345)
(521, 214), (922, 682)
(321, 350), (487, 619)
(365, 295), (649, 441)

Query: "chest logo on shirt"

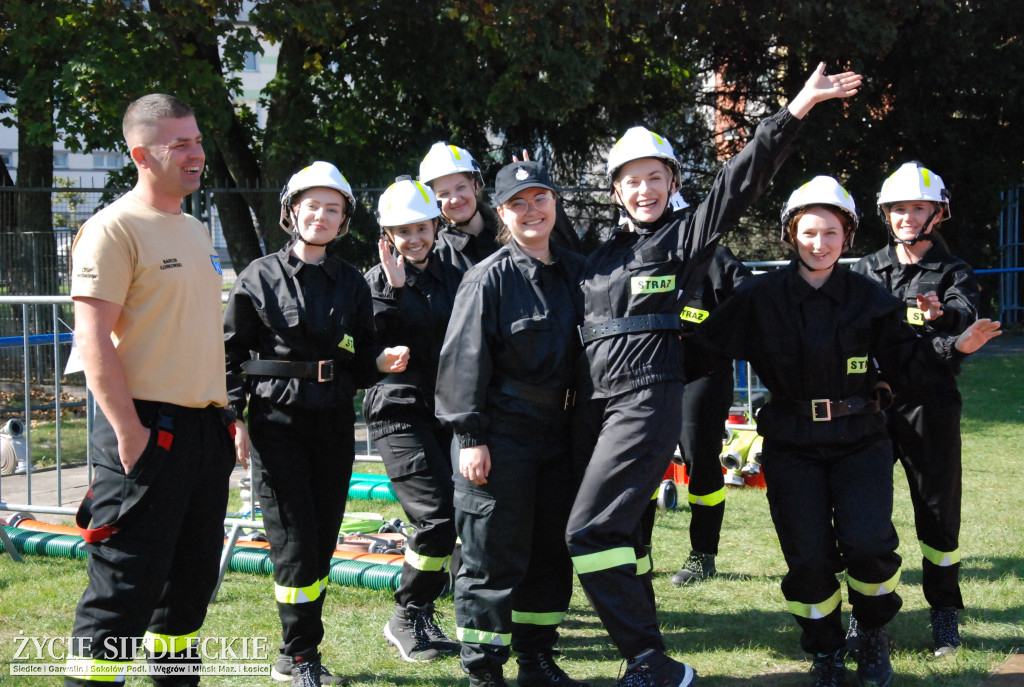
(159, 258), (182, 271)
(680, 306), (709, 324)
(906, 307), (925, 326)
(338, 334), (355, 354)
(210, 255), (222, 275)
(847, 356), (868, 374)
(631, 275), (675, 295)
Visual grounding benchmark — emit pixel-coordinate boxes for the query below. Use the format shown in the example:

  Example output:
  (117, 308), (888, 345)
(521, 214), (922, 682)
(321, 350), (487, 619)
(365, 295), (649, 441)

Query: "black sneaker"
(275, 654), (348, 685)
(670, 552), (716, 586)
(930, 608), (962, 657)
(617, 651), (698, 687)
(855, 626), (893, 687)
(516, 650), (590, 687)
(384, 603), (441, 662)
(469, 669), (509, 687)
(810, 649), (847, 687)
(421, 602), (461, 654)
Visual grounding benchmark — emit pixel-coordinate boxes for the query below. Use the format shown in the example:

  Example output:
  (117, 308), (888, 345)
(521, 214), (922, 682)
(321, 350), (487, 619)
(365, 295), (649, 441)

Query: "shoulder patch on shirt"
(210, 254), (222, 275)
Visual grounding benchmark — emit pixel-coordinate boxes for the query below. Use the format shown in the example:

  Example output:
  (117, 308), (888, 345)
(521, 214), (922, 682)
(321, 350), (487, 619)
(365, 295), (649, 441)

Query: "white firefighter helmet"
(780, 175), (859, 245)
(418, 142), (483, 186)
(877, 162), (951, 223)
(377, 176), (441, 228)
(606, 126), (681, 186)
(279, 161), (356, 236)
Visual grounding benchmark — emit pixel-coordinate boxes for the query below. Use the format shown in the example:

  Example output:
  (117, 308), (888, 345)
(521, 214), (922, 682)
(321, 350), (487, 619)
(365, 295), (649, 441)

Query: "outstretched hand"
(954, 318), (1002, 355)
(377, 346), (410, 373)
(916, 291), (944, 321)
(511, 149), (531, 163)
(787, 62), (862, 119)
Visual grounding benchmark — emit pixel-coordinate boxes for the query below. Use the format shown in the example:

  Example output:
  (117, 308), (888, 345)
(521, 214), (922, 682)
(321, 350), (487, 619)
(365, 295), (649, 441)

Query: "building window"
(93, 153), (124, 169)
(54, 153), (69, 169)
(242, 51), (259, 72)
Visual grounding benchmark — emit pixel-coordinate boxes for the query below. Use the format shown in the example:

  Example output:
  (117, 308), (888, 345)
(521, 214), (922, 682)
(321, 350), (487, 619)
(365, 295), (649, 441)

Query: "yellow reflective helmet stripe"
(920, 540), (961, 567)
(448, 144), (463, 160)
(404, 548), (451, 572)
(572, 546), (636, 574)
(413, 180), (432, 204)
(143, 630), (198, 654)
(511, 610), (566, 626)
(847, 568), (901, 597)
(689, 486), (726, 507)
(457, 626), (511, 646)
(786, 588), (842, 619)
(64, 656), (131, 682)
(275, 576), (328, 604)
(636, 549), (653, 576)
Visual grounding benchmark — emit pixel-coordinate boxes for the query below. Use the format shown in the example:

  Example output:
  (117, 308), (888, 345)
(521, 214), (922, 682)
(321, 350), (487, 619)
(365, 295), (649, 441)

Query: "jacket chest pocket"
(505, 316), (554, 366)
(258, 304), (300, 331)
(625, 250), (678, 305)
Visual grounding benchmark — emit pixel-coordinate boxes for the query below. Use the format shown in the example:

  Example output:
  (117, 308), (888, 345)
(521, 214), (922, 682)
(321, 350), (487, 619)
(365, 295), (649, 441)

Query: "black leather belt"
(579, 314), (681, 344)
(495, 379), (576, 410)
(771, 394), (879, 422)
(242, 358), (335, 382)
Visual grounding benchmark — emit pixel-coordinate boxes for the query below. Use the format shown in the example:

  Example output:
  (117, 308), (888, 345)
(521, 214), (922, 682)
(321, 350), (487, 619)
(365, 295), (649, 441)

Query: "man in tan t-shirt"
(64, 94), (236, 687)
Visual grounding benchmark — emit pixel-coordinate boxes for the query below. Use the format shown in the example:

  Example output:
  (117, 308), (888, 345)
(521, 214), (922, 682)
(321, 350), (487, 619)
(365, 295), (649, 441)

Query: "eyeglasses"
(506, 193), (554, 216)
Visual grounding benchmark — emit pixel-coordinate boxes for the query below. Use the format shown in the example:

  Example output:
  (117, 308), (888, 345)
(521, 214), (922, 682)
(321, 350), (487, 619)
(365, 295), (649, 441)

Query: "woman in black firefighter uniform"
(669, 244), (752, 586)
(435, 161), (588, 687)
(566, 63), (863, 687)
(364, 177), (464, 662)
(852, 163), (980, 656)
(694, 176), (1000, 687)
(224, 162), (409, 687)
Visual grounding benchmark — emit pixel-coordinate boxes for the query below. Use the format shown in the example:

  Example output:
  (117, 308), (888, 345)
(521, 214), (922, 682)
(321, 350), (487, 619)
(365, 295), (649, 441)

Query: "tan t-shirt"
(71, 192), (228, 408)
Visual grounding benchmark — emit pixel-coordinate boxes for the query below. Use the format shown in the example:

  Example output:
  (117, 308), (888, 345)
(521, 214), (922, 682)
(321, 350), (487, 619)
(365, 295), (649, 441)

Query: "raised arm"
(787, 62), (862, 120)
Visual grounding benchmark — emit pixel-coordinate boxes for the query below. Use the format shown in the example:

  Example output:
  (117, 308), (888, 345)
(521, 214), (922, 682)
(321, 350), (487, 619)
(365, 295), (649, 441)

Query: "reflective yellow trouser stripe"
(275, 576), (328, 604)
(847, 568), (902, 598)
(636, 550), (653, 576)
(143, 630), (198, 654)
(572, 546), (636, 574)
(689, 486), (726, 507)
(511, 610), (566, 626)
(786, 588), (842, 619)
(64, 656), (130, 682)
(404, 548), (451, 572)
(920, 540), (961, 567)
(457, 626), (511, 646)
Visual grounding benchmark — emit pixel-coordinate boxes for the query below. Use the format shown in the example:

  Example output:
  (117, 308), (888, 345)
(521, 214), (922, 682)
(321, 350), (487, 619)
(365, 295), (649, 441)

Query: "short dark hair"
(122, 94), (194, 143)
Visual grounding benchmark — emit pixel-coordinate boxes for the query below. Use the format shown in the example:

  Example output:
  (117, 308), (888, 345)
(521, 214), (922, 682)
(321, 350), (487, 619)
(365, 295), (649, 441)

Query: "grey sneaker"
(670, 552), (716, 586)
(274, 654), (348, 685)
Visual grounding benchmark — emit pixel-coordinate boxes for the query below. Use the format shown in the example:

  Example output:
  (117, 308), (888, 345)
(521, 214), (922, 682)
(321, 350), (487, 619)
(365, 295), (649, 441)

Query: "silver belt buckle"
(811, 399), (831, 422)
(317, 360), (334, 382)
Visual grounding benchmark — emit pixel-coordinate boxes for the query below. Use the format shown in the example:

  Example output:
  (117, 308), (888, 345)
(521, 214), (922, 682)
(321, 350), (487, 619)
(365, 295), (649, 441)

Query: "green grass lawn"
(1, 353), (1022, 686)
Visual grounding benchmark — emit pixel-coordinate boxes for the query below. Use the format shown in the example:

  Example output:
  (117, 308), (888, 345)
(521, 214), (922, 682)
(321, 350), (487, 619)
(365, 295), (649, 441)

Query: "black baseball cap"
(493, 161), (556, 205)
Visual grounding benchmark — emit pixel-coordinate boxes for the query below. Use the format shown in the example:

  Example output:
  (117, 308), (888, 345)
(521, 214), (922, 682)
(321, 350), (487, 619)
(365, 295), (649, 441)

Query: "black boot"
(469, 668), (508, 687)
(670, 551), (716, 586)
(516, 650), (589, 687)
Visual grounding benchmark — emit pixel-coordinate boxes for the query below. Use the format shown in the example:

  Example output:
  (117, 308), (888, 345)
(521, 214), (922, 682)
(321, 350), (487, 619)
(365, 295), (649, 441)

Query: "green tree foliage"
(1, 0), (1022, 280)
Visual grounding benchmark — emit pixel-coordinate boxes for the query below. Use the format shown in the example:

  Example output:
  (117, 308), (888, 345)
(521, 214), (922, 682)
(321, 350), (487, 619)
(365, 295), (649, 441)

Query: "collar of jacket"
(785, 258), (848, 305)
(508, 237), (563, 281)
(884, 242), (950, 273)
(402, 250), (444, 288)
(277, 246), (344, 280)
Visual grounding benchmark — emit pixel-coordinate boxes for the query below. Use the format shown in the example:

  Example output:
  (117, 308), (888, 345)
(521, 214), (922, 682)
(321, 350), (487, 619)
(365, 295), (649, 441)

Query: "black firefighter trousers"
(763, 435), (903, 655)
(66, 400), (234, 687)
(374, 422), (457, 609)
(249, 398), (354, 662)
(453, 429), (576, 673)
(568, 382), (684, 660)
